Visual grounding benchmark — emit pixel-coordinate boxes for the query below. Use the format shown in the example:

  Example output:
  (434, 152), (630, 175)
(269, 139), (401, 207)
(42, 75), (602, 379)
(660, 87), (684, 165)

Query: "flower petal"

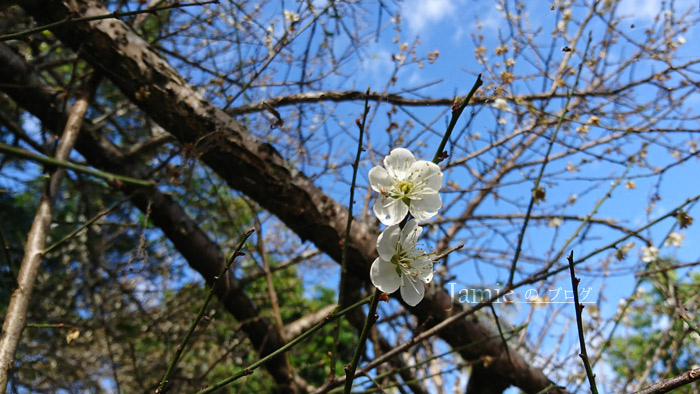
(370, 258), (401, 293)
(409, 160), (443, 190)
(412, 256), (434, 283)
(410, 161), (443, 191)
(368, 166), (392, 193)
(400, 276), (425, 306)
(374, 196), (408, 226)
(399, 219), (423, 249)
(384, 148), (415, 179)
(409, 192), (442, 221)
(377, 224), (401, 261)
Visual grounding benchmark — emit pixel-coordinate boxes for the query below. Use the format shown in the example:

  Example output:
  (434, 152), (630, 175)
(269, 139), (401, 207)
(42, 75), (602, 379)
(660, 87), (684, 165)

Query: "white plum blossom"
(369, 148), (443, 226)
(493, 98), (511, 112)
(641, 246), (659, 263)
(370, 219), (434, 306)
(548, 217), (563, 228)
(664, 232), (685, 248)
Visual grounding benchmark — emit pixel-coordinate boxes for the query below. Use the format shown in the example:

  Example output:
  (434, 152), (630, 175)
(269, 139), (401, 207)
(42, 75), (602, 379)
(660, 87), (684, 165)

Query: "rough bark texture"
(10, 1), (567, 392)
(0, 43), (300, 393)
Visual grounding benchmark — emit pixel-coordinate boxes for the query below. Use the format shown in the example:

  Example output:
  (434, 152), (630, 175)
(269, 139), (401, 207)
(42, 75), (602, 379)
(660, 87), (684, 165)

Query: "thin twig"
(333, 88), (370, 378)
(506, 33), (593, 288)
(43, 195), (131, 255)
(354, 325), (527, 391)
(635, 260), (700, 276)
(566, 251), (598, 394)
(341, 75), (484, 392)
(311, 292), (537, 394)
(155, 228), (255, 393)
(0, 143), (153, 187)
(531, 193), (700, 283)
(432, 243), (463, 261)
(631, 368), (700, 394)
(431, 74), (483, 164)
(248, 204), (286, 338)
(343, 288), (381, 393)
(488, 303), (512, 365)
(678, 311), (700, 338)
(197, 294), (374, 393)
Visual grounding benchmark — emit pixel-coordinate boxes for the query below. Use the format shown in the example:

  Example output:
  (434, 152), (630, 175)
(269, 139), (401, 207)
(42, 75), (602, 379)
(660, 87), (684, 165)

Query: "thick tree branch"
(0, 42), (304, 393)
(632, 368), (700, 394)
(10, 1), (567, 392)
(225, 89), (622, 116)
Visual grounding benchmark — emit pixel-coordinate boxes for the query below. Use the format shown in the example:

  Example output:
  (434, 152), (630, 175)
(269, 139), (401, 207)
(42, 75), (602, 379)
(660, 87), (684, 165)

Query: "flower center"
(397, 180), (412, 195)
(396, 180), (414, 206)
(390, 246), (426, 279)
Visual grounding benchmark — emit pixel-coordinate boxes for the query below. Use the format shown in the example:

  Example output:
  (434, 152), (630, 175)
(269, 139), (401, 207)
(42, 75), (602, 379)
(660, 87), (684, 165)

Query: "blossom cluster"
(368, 148), (443, 306)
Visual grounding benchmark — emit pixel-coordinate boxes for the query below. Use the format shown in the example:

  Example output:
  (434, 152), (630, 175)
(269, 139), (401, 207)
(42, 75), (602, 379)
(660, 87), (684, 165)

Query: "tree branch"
(10, 2), (568, 392)
(0, 72), (99, 392)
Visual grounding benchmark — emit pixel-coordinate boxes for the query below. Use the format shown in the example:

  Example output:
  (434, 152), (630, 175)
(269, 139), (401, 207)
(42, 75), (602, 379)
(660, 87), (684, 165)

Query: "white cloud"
(617, 0), (696, 21)
(475, 3), (503, 31)
(359, 46), (392, 74)
(402, 0), (457, 33)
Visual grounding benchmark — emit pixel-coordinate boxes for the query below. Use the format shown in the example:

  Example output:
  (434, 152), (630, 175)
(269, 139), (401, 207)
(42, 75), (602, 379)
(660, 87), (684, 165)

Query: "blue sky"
(301, 0), (700, 391)
(3, 0), (700, 392)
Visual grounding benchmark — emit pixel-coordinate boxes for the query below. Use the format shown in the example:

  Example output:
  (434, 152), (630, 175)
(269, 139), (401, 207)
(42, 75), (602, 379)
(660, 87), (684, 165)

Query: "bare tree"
(0, 0), (699, 393)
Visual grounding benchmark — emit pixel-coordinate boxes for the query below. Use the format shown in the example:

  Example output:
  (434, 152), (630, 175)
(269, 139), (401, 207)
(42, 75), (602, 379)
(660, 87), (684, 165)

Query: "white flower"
(620, 241), (635, 254)
(548, 217), (563, 228)
(283, 10), (300, 23)
(664, 232), (685, 248)
(493, 98), (510, 112)
(369, 148), (443, 226)
(616, 298), (628, 314)
(641, 246), (659, 263)
(370, 220), (434, 306)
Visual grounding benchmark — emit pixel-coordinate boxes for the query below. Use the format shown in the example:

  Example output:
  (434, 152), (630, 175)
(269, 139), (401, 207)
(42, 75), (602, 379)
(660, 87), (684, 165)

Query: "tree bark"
(0, 43), (303, 393)
(8, 1), (567, 392)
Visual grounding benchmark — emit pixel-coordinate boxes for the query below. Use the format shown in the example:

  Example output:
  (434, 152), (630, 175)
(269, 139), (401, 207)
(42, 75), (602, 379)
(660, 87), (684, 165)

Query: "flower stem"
(343, 287), (381, 394)
(333, 89), (371, 377)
